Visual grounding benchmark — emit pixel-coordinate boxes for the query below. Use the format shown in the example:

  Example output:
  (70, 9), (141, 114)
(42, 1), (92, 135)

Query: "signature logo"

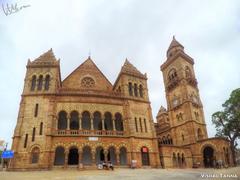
(2, 2), (30, 16)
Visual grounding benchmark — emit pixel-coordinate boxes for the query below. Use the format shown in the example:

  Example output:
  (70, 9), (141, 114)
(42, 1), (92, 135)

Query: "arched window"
(167, 134), (171, 144)
(197, 128), (203, 140)
(31, 75), (37, 91)
(37, 75), (43, 90)
(119, 147), (127, 165)
(39, 122), (43, 135)
(134, 83), (138, 97)
(93, 111), (102, 130)
(68, 147), (79, 165)
(128, 82), (133, 96)
(115, 113), (123, 131)
(139, 84), (143, 97)
(44, 75), (50, 90)
(168, 68), (177, 81)
(58, 111), (67, 130)
(54, 146), (65, 165)
(185, 66), (192, 78)
(31, 147), (40, 164)
(104, 112), (113, 130)
(70, 111), (79, 130)
(162, 136), (166, 144)
(82, 111), (91, 130)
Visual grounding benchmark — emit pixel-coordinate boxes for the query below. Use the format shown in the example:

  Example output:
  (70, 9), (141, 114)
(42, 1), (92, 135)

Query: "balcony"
(53, 129), (125, 137)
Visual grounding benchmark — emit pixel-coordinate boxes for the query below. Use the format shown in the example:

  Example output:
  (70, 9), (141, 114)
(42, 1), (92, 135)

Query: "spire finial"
(88, 49), (91, 59)
(173, 35), (176, 40)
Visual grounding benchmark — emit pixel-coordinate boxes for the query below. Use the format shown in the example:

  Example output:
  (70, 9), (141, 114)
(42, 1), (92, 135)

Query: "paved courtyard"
(0, 167), (240, 180)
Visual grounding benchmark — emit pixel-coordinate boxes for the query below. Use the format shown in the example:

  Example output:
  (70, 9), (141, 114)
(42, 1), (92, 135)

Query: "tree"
(212, 88), (240, 166)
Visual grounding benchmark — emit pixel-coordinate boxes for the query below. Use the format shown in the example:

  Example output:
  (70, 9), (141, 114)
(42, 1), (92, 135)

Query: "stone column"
(78, 149), (82, 169)
(104, 150), (108, 162)
(113, 119), (116, 131)
(90, 115), (94, 131)
(102, 119), (105, 131)
(67, 115), (70, 130)
(116, 150), (120, 165)
(92, 151), (96, 166)
(64, 150), (69, 169)
(79, 115), (82, 130)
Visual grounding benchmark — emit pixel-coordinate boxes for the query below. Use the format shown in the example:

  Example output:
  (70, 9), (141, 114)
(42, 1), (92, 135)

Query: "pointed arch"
(58, 111), (67, 130)
(93, 111), (102, 130)
(70, 111), (79, 130)
(104, 112), (113, 130)
(82, 111), (91, 130)
(37, 75), (43, 90)
(115, 113), (123, 131)
(44, 74), (50, 90)
(31, 75), (37, 91)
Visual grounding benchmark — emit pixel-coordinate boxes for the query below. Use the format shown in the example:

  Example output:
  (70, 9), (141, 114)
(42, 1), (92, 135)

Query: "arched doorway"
(54, 146), (65, 165)
(68, 147), (79, 165)
(203, 146), (214, 168)
(96, 146), (105, 164)
(141, 146), (150, 166)
(82, 146), (92, 165)
(119, 147), (127, 165)
(107, 146), (116, 165)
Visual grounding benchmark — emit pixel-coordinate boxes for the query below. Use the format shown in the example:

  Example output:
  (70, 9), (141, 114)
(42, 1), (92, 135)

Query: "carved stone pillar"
(67, 115), (70, 130)
(113, 119), (116, 131)
(104, 150), (108, 162)
(64, 150), (69, 169)
(116, 150), (120, 165)
(90, 115), (94, 131)
(92, 151), (96, 165)
(102, 119), (105, 131)
(78, 149), (82, 169)
(79, 115), (82, 130)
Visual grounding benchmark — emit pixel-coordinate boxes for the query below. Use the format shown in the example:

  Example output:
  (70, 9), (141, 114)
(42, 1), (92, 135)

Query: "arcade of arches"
(58, 111), (124, 131)
(53, 146), (150, 167)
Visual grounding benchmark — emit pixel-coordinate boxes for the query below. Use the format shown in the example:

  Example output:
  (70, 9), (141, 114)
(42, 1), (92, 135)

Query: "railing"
(54, 129), (125, 136)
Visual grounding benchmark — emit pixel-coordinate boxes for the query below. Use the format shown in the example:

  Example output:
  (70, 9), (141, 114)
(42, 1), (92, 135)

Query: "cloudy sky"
(0, 0), (240, 147)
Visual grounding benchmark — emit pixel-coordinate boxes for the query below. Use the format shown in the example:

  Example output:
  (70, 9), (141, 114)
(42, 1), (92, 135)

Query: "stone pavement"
(0, 167), (240, 180)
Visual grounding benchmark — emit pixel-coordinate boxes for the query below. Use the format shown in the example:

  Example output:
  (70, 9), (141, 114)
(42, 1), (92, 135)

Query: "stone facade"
(156, 37), (233, 168)
(10, 50), (159, 170)
(10, 37), (233, 170)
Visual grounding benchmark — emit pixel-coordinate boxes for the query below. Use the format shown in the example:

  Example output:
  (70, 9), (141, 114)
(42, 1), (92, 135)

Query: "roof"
(157, 106), (167, 117)
(167, 36), (184, 52)
(120, 59), (146, 79)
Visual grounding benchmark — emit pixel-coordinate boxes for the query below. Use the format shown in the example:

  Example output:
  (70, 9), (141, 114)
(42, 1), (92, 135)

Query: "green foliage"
(212, 88), (240, 165)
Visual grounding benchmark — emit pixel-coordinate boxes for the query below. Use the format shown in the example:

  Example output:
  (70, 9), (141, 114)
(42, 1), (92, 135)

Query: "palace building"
(10, 37), (232, 170)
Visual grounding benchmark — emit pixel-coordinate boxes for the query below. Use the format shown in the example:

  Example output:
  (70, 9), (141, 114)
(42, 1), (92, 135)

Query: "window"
(115, 113), (124, 131)
(31, 75), (37, 91)
(185, 66), (192, 78)
(82, 111), (91, 130)
(58, 111), (67, 130)
(139, 118), (143, 132)
(32, 127), (36, 142)
(24, 134), (28, 148)
(37, 75), (43, 90)
(31, 147), (40, 164)
(104, 112), (113, 130)
(128, 82), (133, 96)
(144, 118), (147, 132)
(34, 104), (39, 117)
(44, 75), (50, 90)
(139, 84), (143, 97)
(135, 118), (138, 132)
(168, 68), (177, 81)
(93, 111), (102, 130)
(81, 77), (95, 88)
(134, 83), (138, 97)
(70, 111), (79, 130)
(39, 122), (43, 135)
(182, 134), (184, 141)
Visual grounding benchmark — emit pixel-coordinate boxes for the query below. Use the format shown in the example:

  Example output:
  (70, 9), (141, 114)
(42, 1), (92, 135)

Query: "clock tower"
(160, 36), (208, 146)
